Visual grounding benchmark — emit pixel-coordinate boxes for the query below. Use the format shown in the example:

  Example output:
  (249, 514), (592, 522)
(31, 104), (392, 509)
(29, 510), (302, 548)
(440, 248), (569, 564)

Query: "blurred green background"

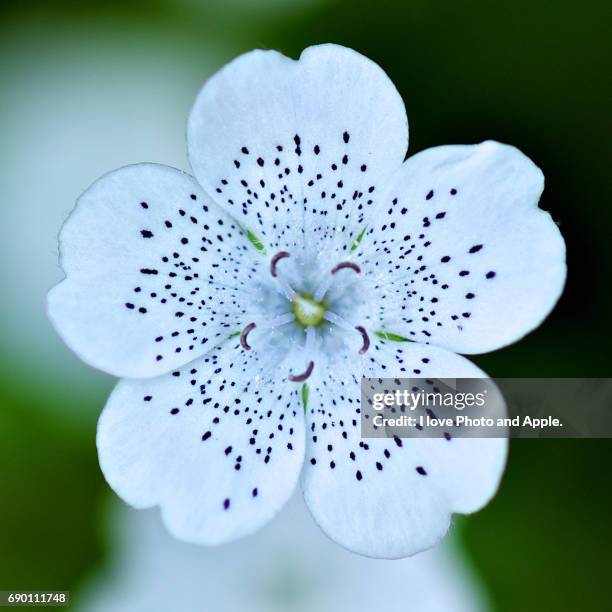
(1, 1), (610, 610)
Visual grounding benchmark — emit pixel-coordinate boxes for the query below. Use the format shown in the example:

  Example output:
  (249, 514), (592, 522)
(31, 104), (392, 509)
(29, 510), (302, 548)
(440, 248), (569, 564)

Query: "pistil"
(291, 294), (326, 327)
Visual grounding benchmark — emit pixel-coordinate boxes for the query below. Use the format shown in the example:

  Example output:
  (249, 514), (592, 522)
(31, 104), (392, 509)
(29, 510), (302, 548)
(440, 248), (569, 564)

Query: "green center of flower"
(291, 293), (327, 327)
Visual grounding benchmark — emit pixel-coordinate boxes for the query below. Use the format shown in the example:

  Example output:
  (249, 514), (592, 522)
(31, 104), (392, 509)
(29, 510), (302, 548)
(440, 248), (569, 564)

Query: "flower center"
(240, 251), (371, 382)
(291, 294), (327, 328)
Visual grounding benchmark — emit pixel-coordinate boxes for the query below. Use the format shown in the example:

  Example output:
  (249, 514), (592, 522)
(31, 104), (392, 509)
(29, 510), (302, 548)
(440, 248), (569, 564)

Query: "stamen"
(239, 314), (294, 352)
(288, 326), (317, 382)
(270, 251), (290, 277)
(268, 312), (297, 328)
(325, 311), (355, 332)
(240, 322), (256, 350)
(314, 260), (361, 301)
(305, 325), (316, 352)
(288, 360), (315, 382)
(275, 278), (297, 301)
(269, 251), (296, 300)
(331, 261), (361, 275)
(313, 278), (333, 302)
(326, 313), (370, 354)
(355, 325), (370, 355)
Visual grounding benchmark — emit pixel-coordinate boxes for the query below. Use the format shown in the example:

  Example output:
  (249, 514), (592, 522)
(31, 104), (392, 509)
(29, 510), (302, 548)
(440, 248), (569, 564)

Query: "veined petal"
(48, 163), (259, 378)
(302, 339), (507, 559)
(97, 339), (305, 545)
(187, 44), (408, 256)
(358, 141), (566, 354)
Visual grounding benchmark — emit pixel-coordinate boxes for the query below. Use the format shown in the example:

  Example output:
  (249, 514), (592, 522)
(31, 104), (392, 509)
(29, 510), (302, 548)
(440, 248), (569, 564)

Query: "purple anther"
(288, 361), (315, 382)
(331, 261), (361, 275)
(355, 325), (370, 355)
(270, 251), (290, 277)
(240, 322), (256, 350)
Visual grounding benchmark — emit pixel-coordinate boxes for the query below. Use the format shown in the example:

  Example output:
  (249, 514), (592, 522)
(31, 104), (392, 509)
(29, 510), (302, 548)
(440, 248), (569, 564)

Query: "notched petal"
(47, 163), (258, 378)
(301, 340), (507, 558)
(187, 44), (408, 256)
(97, 343), (306, 545)
(361, 141), (566, 354)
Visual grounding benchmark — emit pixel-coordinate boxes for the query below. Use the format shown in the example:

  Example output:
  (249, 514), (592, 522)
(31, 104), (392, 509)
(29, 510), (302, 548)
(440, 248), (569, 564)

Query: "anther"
(288, 361), (315, 382)
(270, 251), (290, 277)
(355, 325), (370, 355)
(331, 261), (361, 275)
(240, 322), (256, 350)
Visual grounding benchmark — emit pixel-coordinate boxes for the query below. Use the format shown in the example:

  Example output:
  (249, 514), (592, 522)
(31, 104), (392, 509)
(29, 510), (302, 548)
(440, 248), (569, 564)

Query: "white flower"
(47, 44), (566, 558)
(82, 495), (490, 612)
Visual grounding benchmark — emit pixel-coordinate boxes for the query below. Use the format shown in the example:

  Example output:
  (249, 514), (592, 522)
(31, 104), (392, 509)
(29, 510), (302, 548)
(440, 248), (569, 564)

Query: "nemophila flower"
(82, 496), (489, 612)
(48, 44), (566, 558)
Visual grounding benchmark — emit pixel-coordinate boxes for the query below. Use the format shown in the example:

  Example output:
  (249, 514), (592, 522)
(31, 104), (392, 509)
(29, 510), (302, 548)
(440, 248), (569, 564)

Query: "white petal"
(187, 44), (407, 255)
(97, 341), (305, 545)
(302, 339), (507, 559)
(48, 163), (260, 378)
(82, 495), (489, 612)
(359, 141), (566, 353)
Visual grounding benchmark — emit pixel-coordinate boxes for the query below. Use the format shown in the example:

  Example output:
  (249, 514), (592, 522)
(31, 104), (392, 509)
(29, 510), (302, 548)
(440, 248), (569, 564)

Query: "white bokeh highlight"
(81, 495), (490, 612)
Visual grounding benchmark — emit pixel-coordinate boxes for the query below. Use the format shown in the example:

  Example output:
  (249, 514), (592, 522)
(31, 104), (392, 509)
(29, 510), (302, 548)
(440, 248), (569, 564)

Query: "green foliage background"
(1, 1), (610, 610)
